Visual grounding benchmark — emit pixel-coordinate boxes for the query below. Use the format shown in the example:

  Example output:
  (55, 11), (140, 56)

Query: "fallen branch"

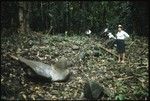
(9, 55), (19, 60)
(103, 39), (110, 45)
(128, 41), (135, 49)
(97, 44), (119, 58)
(48, 26), (53, 34)
(117, 76), (133, 81)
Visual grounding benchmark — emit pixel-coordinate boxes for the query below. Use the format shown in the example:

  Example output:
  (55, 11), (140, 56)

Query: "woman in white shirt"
(116, 25), (129, 63)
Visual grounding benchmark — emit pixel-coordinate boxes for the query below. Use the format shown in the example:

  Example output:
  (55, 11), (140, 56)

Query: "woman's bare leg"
(118, 54), (121, 63)
(121, 53), (125, 63)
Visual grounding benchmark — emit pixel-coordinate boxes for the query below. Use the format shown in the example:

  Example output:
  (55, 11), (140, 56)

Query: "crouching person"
(106, 32), (116, 51)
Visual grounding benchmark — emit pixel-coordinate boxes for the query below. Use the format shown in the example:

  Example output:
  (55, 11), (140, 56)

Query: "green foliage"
(1, 1), (149, 36)
(115, 94), (125, 100)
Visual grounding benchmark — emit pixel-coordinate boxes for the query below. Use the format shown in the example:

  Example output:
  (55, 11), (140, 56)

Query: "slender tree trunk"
(18, 2), (25, 33)
(67, 2), (70, 34)
(26, 2), (31, 33)
(79, 1), (84, 34)
(102, 4), (106, 28)
(18, 2), (30, 34)
(63, 1), (70, 34)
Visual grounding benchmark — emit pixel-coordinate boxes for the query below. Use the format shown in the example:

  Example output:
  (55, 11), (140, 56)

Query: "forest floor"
(1, 32), (149, 100)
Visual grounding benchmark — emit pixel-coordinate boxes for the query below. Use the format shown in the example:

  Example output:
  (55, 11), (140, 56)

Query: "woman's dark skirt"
(116, 39), (125, 53)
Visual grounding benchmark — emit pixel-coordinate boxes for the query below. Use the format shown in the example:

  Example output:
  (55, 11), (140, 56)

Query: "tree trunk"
(79, 1), (84, 34)
(18, 2), (25, 33)
(67, 2), (70, 34)
(18, 2), (30, 34)
(26, 2), (31, 33)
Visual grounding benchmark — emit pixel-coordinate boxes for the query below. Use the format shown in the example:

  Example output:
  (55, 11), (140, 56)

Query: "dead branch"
(9, 55), (19, 60)
(117, 76), (133, 81)
(97, 44), (119, 58)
